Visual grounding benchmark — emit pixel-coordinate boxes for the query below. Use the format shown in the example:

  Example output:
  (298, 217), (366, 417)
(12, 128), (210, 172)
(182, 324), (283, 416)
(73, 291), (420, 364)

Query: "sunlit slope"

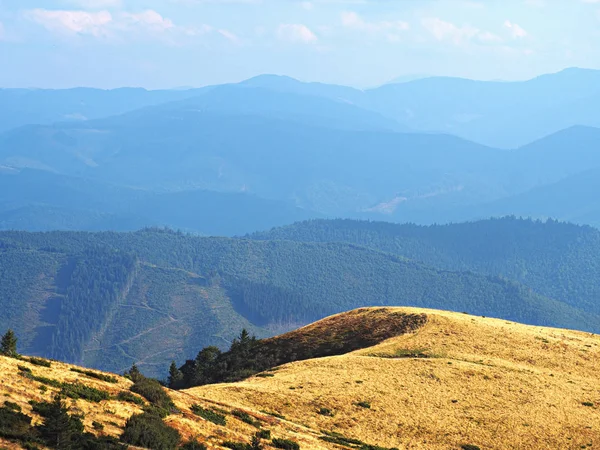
(187, 307), (600, 450)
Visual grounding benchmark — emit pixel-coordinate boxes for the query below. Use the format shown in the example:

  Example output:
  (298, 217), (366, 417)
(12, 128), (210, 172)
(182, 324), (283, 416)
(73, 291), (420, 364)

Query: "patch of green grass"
(70, 367), (118, 383)
(318, 407), (334, 417)
(116, 391), (145, 405)
(190, 405), (227, 426)
(26, 357), (52, 368)
(232, 409), (261, 427)
(272, 438), (300, 450)
(369, 348), (432, 359)
(260, 410), (285, 420)
(61, 383), (111, 402)
(223, 442), (251, 450)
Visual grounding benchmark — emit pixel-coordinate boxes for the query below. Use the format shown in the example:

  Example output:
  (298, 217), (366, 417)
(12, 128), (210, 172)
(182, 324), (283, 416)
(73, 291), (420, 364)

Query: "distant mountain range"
(1, 68), (600, 233)
(4, 67), (600, 147)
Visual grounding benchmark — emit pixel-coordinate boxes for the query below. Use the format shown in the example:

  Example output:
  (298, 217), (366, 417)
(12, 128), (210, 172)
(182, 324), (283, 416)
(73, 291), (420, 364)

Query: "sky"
(0, 0), (599, 89)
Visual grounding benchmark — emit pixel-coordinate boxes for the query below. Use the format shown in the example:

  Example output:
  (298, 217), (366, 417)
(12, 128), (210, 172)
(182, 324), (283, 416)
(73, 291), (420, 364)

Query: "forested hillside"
(2, 227), (596, 376)
(250, 217), (600, 315)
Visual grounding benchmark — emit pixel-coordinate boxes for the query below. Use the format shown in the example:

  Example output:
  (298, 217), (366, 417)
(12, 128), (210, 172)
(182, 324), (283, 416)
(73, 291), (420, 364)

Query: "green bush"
(0, 405), (35, 440)
(318, 407), (333, 416)
(116, 391), (145, 405)
(355, 401), (371, 409)
(61, 383), (111, 402)
(121, 411), (181, 450)
(18, 365), (32, 373)
(232, 409), (261, 427)
(256, 429), (271, 439)
(181, 440), (208, 450)
(190, 405), (227, 426)
(27, 357), (52, 368)
(223, 442), (251, 450)
(4, 401), (22, 412)
(130, 376), (174, 413)
(461, 445), (481, 450)
(582, 402), (594, 407)
(272, 438), (300, 450)
(92, 421), (104, 431)
(70, 368), (118, 383)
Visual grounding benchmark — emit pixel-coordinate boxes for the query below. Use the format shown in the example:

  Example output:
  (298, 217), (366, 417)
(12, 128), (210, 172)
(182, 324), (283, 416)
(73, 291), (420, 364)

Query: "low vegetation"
(121, 410), (181, 450)
(70, 367), (118, 383)
(190, 404), (227, 426)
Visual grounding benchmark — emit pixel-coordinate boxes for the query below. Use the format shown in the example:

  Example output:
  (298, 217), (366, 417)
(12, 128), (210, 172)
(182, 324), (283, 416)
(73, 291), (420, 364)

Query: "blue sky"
(0, 0), (599, 88)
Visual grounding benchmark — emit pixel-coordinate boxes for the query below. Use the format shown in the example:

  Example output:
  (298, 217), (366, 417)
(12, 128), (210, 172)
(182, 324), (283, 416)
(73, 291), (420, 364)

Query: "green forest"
(1, 218), (599, 376)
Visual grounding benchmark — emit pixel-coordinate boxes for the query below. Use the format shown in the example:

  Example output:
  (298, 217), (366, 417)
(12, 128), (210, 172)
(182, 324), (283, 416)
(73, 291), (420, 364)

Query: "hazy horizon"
(2, 0), (600, 89)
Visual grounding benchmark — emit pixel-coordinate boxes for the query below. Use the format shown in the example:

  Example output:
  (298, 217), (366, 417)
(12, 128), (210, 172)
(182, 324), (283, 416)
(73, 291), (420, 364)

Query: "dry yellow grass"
(187, 308), (600, 450)
(1, 307), (599, 450)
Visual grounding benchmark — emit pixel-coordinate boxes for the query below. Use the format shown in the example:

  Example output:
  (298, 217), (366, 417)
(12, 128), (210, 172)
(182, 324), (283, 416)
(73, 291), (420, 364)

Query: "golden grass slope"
(1, 307), (599, 450)
(188, 308), (600, 450)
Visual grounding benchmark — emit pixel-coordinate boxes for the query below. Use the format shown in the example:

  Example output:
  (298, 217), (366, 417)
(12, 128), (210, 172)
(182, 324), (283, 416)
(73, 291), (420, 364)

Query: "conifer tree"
(38, 395), (84, 450)
(0, 329), (18, 357)
(168, 361), (183, 389)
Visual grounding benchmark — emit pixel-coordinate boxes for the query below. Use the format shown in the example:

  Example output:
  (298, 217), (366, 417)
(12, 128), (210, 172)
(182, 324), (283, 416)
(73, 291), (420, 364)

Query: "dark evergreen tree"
(38, 395), (84, 450)
(167, 361), (183, 389)
(0, 329), (18, 357)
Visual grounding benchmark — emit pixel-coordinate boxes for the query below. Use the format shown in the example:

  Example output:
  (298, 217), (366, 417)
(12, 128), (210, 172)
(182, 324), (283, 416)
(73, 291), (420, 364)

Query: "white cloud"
(422, 18), (479, 45)
(504, 20), (528, 38)
(26, 9), (113, 37)
(421, 17), (505, 46)
(218, 29), (240, 43)
(120, 10), (175, 33)
(64, 0), (122, 8)
(25, 8), (233, 44)
(341, 11), (409, 33)
(276, 23), (318, 43)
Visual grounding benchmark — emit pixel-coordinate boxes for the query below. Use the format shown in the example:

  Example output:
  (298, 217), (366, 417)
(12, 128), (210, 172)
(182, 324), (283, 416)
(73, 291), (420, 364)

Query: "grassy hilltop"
(1, 307), (599, 450)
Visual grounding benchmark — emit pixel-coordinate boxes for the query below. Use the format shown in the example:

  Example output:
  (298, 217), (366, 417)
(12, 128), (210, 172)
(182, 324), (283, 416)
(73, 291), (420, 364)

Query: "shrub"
(190, 405), (227, 426)
(181, 440), (208, 450)
(70, 368), (118, 383)
(131, 376), (174, 413)
(92, 421), (104, 431)
(18, 365), (32, 373)
(318, 407), (333, 416)
(320, 431), (364, 447)
(356, 401), (371, 409)
(232, 409), (261, 427)
(461, 445), (481, 450)
(582, 402), (594, 407)
(256, 429), (271, 439)
(0, 405), (35, 440)
(116, 391), (145, 405)
(272, 438), (300, 450)
(61, 383), (111, 402)
(27, 357), (52, 368)
(121, 411), (181, 450)
(4, 401), (22, 412)
(223, 442), (251, 450)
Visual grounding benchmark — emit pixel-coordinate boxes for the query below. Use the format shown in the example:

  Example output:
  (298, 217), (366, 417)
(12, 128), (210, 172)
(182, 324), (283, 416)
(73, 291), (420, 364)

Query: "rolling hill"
(1, 307), (598, 450)
(1, 228), (596, 377)
(0, 87), (211, 133)
(0, 168), (317, 235)
(250, 217), (600, 316)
